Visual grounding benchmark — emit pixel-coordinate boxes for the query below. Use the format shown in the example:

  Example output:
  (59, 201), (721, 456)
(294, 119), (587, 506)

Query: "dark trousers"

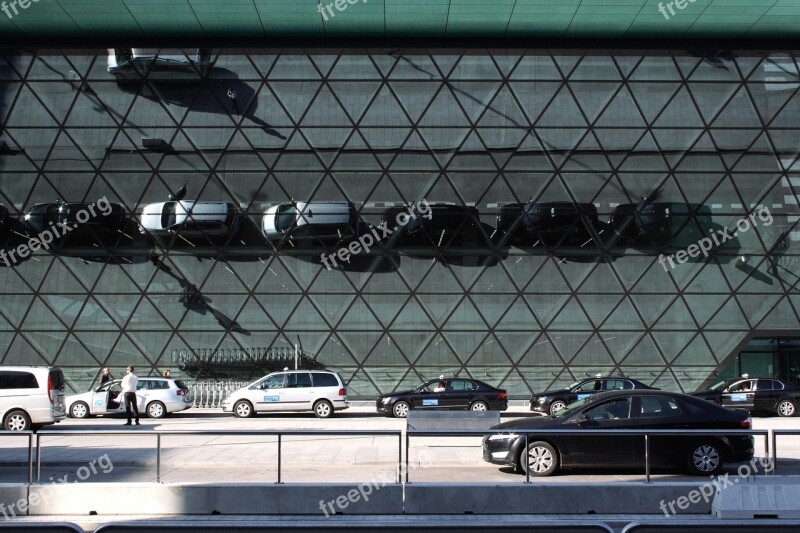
(124, 392), (139, 422)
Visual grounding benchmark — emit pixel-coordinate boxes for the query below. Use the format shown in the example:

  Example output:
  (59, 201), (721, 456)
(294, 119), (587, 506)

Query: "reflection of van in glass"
(222, 370), (349, 419)
(0, 366), (67, 431)
(611, 202), (711, 243)
(107, 48), (212, 82)
(262, 202), (359, 242)
(139, 201), (240, 237)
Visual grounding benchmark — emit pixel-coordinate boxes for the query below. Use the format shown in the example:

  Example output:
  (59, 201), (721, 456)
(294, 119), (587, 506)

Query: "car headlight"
(538, 398), (547, 404)
(487, 433), (518, 441)
(381, 397), (391, 405)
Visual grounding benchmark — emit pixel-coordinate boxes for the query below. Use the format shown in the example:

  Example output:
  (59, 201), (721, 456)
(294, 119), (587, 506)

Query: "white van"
(0, 366), (67, 431)
(222, 370), (349, 418)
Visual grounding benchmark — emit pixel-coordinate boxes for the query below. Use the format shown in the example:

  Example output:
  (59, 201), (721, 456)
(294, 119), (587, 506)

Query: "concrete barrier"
(27, 483), (403, 516)
(404, 483), (712, 515)
(0, 484), (29, 519)
(712, 477), (800, 519)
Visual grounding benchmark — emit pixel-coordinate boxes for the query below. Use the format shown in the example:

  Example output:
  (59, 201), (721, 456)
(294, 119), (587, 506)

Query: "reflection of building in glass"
(0, 49), (799, 399)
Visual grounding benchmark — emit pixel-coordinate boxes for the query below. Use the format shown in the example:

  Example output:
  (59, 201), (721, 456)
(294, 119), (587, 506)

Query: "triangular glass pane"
(387, 55), (438, 80)
(498, 368), (533, 396)
(72, 297), (121, 330)
(627, 82), (681, 124)
(360, 294), (409, 328)
(536, 86), (587, 127)
(630, 56), (682, 81)
(396, 256), (435, 292)
(570, 56), (622, 80)
(523, 257), (569, 293)
(270, 81), (322, 123)
(650, 330), (696, 363)
(337, 297), (381, 329)
(570, 334), (616, 367)
(577, 294), (623, 327)
(117, 332), (161, 369)
(329, 81), (381, 123)
(614, 132), (669, 172)
(524, 293), (569, 328)
(222, 295), (273, 331)
(270, 55), (321, 79)
(630, 293), (675, 327)
(711, 86), (763, 129)
(253, 292), (301, 329)
(329, 56), (380, 79)
(571, 82), (620, 124)
(653, 297), (698, 329)
(603, 299), (646, 330)
(737, 293), (783, 326)
(447, 332), (489, 365)
(683, 293), (730, 327)
(5, 334), (52, 365)
(469, 293), (518, 328)
(653, 87), (704, 128)
(475, 85), (527, 127)
(471, 259), (519, 293)
(5, 85), (59, 127)
(510, 55), (561, 80)
(62, 332), (116, 369)
(413, 334), (463, 370)
(0, 295), (34, 328)
(283, 296), (331, 329)
(549, 297), (595, 330)
(631, 260), (678, 293)
(23, 296), (72, 330)
(389, 80), (442, 123)
(300, 85), (353, 127)
(594, 86), (646, 127)
(517, 333), (565, 367)
(418, 293), (465, 327)
(755, 296), (799, 329)
(704, 296), (750, 329)
(418, 88), (470, 127)
(449, 56), (501, 80)
(392, 297), (432, 330)
(687, 82), (739, 124)
(509, 81), (561, 124)
(619, 334), (667, 366)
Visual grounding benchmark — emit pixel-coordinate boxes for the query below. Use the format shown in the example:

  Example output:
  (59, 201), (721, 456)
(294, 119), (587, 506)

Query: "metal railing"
(405, 428), (770, 483)
(0, 430), (35, 484)
(771, 429), (800, 474)
(33, 429), (402, 484)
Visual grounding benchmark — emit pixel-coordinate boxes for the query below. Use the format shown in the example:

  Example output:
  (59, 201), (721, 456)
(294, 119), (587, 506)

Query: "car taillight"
(498, 392), (507, 400)
(339, 388), (346, 397)
(740, 416), (752, 429)
(176, 389), (187, 396)
(47, 373), (54, 404)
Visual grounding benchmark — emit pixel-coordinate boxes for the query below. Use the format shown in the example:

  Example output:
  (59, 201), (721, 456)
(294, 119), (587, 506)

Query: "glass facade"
(0, 49), (798, 398)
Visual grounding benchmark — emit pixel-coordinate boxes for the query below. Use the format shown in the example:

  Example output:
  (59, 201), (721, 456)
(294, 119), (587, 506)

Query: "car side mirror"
(576, 414), (589, 425)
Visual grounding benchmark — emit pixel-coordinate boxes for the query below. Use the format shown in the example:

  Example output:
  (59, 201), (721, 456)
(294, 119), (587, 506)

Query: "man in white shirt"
(121, 365), (140, 426)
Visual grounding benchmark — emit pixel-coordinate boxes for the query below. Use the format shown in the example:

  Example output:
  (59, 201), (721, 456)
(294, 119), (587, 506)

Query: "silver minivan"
(262, 202), (359, 242)
(0, 366), (67, 431)
(222, 370), (349, 418)
(139, 200), (240, 237)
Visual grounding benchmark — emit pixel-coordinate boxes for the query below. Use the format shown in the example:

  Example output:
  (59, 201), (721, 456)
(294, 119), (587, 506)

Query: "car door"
(91, 381), (121, 414)
(252, 374), (286, 412)
(411, 381), (443, 410)
(567, 397), (636, 468)
(632, 395), (687, 467)
(280, 372), (314, 410)
(444, 380), (474, 410)
(721, 379), (755, 411)
(753, 379), (780, 413)
(573, 379), (603, 401)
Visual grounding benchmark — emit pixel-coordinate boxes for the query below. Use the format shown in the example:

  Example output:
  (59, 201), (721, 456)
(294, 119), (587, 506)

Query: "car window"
(259, 374), (286, 390)
(149, 380), (169, 390)
(728, 380), (753, 392)
(136, 381), (148, 390)
(448, 380), (477, 392)
(0, 371), (38, 389)
(638, 396), (683, 418)
(604, 379), (627, 390)
(287, 373), (312, 388)
(584, 398), (632, 421)
(771, 380), (784, 391)
(416, 381), (436, 393)
(311, 373), (338, 387)
(576, 380), (602, 392)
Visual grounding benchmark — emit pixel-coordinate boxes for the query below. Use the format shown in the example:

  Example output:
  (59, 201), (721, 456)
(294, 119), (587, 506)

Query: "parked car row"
(4, 199), (714, 249)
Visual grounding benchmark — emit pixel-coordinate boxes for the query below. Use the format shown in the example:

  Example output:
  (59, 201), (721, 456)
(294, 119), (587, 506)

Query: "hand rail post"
(525, 434), (530, 484)
(156, 433), (161, 483)
(277, 434), (282, 484)
(644, 434), (650, 484)
(36, 432), (41, 483)
(397, 433), (402, 484)
(771, 431), (777, 475)
(405, 430), (409, 484)
(27, 432), (33, 485)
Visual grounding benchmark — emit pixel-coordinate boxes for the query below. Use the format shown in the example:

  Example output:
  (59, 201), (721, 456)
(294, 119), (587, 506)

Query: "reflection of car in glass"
(23, 201), (127, 236)
(692, 377), (799, 417)
(498, 201), (598, 234)
(611, 202), (711, 242)
(376, 378), (507, 418)
(222, 370), (349, 419)
(262, 202), (359, 243)
(0, 205), (10, 240)
(107, 48), (212, 82)
(139, 201), (240, 237)
(530, 376), (655, 415)
(67, 377), (192, 419)
(484, 390), (754, 477)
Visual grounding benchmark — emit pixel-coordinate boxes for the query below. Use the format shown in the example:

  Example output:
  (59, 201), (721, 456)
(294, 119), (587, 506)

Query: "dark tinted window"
(49, 369), (65, 389)
(148, 380), (169, 390)
(448, 380), (478, 392)
(175, 380), (189, 390)
(584, 398), (632, 420)
(0, 371), (38, 389)
(287, 373), (312, 388)
(638, 396), (682, 418)
(604, 379), (632, 390)
(311, 373), (339, 387)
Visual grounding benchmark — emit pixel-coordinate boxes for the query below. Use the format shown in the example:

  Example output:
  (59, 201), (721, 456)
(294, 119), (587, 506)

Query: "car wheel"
(393, 401), (410, 418)
(549, 401), (567, 415)
(147, 401), (167, 419)
(3, 410), (31, 431)
(314, 400), (333, 419)
(688, 441), (723, 475)
(520, 441), (558, 477)
(70, 401), (90, 419)
(470, 401), (488, 412)
(234, 400), (254, 418)
(777, 399), (796, 417)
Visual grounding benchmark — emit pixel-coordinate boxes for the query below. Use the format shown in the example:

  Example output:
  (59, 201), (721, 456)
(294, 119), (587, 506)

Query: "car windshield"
(162, 202), (177, 228)
(709, 381), (730, 391)
(275, 204), (296, 232)
(551, 396), (596, 418)
(415, 381), (435, 393)
(566, 381), (581, 390)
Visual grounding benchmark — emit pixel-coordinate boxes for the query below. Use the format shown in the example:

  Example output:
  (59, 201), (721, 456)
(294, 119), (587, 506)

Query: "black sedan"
(376, 378), (507, 418)
(23, 201), (127, 235)
(530, 376), (654, 415)
(692, 377), (799, 417)
(484, 390), (754, 477)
